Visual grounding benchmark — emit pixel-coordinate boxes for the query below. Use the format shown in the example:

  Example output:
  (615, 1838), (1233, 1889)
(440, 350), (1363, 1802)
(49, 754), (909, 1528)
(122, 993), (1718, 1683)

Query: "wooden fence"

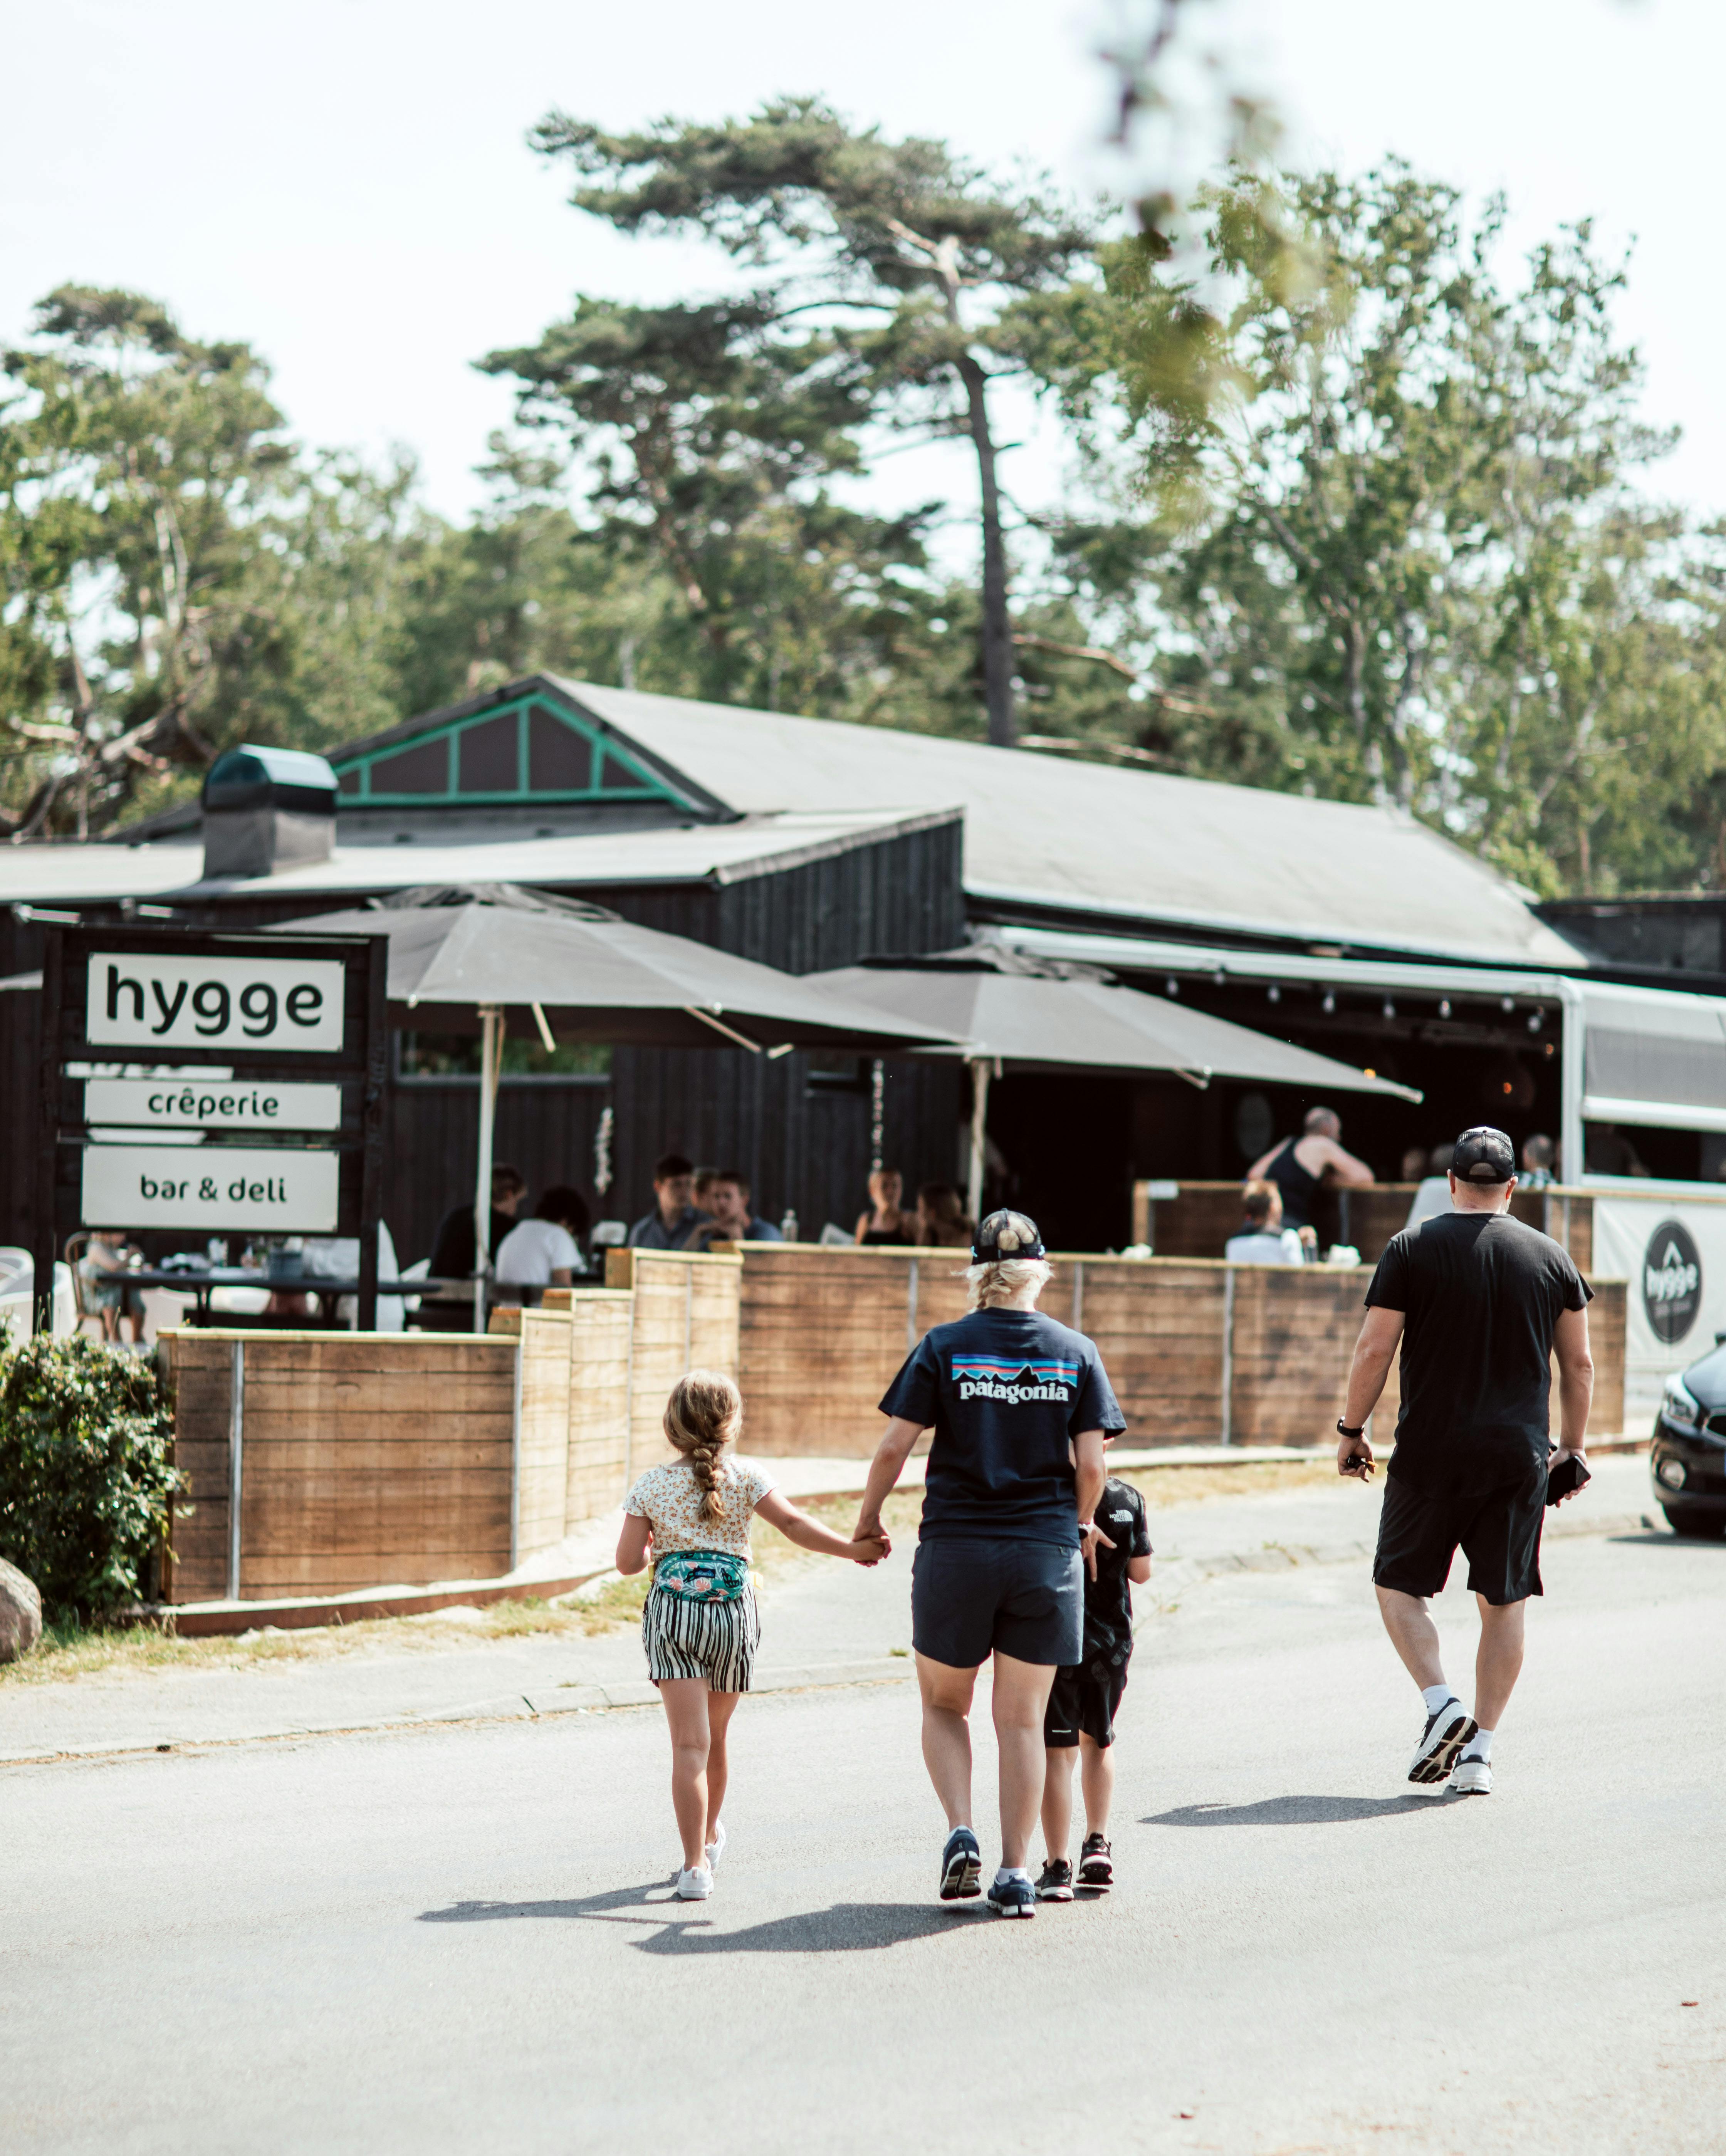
(731, 1243), (1626, 1458)
(156, 1235), (1623, 1602)
(158, 1248), (742, 1604)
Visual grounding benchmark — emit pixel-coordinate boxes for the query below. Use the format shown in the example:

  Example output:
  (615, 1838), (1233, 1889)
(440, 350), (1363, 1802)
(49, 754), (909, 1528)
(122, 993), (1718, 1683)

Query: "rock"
(0, 1558), (43, 1662)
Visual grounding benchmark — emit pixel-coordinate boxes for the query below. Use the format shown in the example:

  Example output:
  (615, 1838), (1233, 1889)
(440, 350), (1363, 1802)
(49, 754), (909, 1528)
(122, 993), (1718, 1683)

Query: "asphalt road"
(7, 1517), (1725, 2156)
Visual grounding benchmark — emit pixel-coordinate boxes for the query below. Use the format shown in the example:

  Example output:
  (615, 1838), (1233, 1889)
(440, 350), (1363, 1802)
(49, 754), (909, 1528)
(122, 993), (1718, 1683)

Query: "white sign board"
(1591, 1190), (1726, 1421)
(86, 953), (346, 1054)
(83, 1077), (343, 1133)
(81, 1146), (341, 1232)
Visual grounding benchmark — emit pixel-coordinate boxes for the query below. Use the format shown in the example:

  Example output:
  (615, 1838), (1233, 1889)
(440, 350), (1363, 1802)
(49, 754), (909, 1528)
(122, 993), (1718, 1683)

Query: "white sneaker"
(1408, 1696), (1476, 1785)
(674, 1864), (714, 1900)
(1452, 1757), (1492, 1796)
(705, 1820), (727, 1873)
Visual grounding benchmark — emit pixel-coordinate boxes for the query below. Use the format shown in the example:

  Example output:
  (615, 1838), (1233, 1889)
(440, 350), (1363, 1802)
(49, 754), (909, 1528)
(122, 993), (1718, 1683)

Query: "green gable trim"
(329, 694), (681, 809)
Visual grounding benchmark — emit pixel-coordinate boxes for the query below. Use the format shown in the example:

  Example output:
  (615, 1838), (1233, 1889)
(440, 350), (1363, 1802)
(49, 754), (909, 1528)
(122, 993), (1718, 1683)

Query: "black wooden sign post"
(33, 927), (387, 1334)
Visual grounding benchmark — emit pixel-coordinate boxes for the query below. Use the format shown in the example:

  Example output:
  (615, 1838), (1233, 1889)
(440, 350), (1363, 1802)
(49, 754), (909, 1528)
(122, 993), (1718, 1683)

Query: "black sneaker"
(1407, 1697), (1476, 1785)
(987, 1872), (1036, 1919)
(939, 1825), (982, 1901)
(1078, 1833), (1113, 1888)
(1035, 1858), (1074, 1902)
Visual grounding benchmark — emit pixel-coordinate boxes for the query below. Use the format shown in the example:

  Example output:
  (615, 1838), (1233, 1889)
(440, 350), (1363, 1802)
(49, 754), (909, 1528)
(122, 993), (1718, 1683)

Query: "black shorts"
(1044, 1646), (1131, 1749)
(1372, 1466), (1545, 1606)
(911, 1538), (1083, 1669)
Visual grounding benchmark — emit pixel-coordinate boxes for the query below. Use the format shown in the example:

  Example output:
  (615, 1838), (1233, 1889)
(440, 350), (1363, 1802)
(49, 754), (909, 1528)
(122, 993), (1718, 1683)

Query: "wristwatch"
(1336, 1418), (1365, 1440)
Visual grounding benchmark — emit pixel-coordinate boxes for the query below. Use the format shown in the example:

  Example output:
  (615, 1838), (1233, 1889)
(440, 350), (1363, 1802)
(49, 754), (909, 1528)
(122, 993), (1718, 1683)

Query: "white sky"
(1, 0), (1720, 539)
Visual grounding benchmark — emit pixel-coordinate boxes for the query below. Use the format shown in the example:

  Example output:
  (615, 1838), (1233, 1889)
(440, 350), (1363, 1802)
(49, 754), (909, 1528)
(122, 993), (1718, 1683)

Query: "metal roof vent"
(201, 746), (338, 880)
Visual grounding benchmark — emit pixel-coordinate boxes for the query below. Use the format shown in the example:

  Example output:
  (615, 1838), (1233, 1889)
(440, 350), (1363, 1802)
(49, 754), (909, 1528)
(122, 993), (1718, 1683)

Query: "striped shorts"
(641, 1581), (761, 1692)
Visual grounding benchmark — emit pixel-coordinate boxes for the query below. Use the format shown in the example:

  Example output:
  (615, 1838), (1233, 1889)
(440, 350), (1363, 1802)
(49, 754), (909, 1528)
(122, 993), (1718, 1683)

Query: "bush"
(0, 1337), (182, 1619)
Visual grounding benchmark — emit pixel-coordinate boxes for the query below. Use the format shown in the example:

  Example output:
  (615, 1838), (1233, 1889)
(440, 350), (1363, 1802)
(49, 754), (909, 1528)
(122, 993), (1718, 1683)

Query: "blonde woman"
(855, 1166), (914, 1245)
(617, 1371), (888, 1901)
(855, 1210), (1125, 1919)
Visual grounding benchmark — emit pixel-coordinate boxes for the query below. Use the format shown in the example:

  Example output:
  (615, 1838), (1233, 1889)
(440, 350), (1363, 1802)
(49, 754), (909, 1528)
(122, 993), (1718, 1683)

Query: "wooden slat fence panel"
(604, 1250), (742, 1476)
(516, 1311), (571, 1561)
(160, 1330), (517, 1602)
(564, 1290), (634, 1525)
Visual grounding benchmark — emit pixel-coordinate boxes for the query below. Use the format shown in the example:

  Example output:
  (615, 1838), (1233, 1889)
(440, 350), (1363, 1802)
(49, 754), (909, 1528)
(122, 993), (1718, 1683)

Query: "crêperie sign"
(34, 926), (385, 1331)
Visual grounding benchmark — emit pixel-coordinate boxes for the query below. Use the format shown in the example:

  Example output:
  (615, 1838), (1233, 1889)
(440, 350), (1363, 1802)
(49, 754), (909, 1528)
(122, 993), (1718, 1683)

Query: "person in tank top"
(1248, 1105), (1373, 1232)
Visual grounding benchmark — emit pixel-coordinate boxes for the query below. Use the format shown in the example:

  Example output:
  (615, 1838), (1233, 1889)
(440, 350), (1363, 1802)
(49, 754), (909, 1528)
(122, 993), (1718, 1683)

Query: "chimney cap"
(203, 746), (338, 816)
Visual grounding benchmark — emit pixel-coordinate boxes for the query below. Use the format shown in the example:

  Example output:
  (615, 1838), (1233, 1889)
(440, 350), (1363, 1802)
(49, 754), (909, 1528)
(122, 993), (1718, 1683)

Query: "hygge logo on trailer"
(86, 953), (345, 1053)
(81, 1145), (340, 1232)
(83, 1077), (343, 1132)
(1644, 1218), (1703, 1345)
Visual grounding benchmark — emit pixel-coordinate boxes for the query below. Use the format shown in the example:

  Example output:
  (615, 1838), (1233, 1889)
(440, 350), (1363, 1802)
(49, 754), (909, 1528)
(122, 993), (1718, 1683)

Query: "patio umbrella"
(273, 885), (959, 1324)
(807, 946), (1422, 1218)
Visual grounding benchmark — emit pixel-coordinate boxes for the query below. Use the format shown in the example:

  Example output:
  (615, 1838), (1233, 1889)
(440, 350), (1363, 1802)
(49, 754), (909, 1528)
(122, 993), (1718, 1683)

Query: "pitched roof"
(541, 679), (1583, 968)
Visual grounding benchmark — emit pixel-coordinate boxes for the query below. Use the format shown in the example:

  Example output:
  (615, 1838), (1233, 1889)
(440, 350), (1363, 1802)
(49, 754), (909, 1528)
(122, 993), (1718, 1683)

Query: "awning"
(807, 949), (1422, 1100)
(1579, 981), (1726, 1131)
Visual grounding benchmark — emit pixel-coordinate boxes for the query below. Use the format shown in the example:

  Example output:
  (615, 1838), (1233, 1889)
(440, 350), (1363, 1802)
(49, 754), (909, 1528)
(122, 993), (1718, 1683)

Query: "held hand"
(1337, 1434), (1375, 1481)
(1079, 1522), (1117, 1581)
(1551, 1446), (1589, 1503)
(849, 1533), (891, 1566)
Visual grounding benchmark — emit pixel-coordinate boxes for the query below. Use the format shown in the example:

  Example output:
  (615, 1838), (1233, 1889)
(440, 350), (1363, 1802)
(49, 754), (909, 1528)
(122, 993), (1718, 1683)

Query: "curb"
(0, 1657), (915, 1770)
(0, 1511), (1665, 1769)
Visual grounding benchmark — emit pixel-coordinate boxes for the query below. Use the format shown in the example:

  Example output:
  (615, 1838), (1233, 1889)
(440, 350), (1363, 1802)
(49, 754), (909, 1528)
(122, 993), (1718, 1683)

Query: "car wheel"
(1661, 1504), (1726, 1540)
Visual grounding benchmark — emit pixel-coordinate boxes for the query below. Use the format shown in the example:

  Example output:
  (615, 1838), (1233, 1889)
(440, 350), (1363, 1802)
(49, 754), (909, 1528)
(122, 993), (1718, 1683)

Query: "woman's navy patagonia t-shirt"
(879, 1307), (1126, 1545)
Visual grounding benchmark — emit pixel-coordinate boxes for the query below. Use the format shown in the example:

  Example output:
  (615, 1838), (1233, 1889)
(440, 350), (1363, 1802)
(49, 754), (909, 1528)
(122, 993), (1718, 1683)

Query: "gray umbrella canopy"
(269, 886), (957, 1324)
(273, 885), (957, 1053)
(807, 948), (1422, 1098)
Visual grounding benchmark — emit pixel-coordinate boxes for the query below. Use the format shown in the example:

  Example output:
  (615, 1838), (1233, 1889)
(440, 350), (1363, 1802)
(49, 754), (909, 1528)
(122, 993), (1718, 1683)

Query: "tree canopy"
(5, 138), (1726, 901)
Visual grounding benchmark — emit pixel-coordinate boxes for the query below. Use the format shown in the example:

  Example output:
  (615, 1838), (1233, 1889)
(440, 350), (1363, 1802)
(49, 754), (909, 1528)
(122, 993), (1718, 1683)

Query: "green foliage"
(1025, 161), (1726, 894)
(512, 97), (1101, 743)
(0, 1336), (182, 1620)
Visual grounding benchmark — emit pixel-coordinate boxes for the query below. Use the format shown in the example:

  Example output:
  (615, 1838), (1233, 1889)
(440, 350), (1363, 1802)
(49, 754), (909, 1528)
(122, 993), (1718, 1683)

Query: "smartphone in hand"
(1546, 1453), (1591, 1507)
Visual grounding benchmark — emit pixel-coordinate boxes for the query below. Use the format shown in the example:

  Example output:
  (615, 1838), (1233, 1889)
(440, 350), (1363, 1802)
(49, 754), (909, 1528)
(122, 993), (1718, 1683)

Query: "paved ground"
(7, 1461), (1723, 2155)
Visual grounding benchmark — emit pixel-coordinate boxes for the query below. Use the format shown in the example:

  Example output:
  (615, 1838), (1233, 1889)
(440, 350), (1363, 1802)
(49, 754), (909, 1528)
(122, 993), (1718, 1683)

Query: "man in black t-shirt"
(1035, 1475), (1153, 1901)
(1337, 1127), (1594, 1796)
(857, 1210), (1126, 1918)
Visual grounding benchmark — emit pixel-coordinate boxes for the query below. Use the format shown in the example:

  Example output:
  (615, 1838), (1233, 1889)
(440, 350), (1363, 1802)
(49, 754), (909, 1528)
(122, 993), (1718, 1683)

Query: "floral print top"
(624, 1455), (777, 1559)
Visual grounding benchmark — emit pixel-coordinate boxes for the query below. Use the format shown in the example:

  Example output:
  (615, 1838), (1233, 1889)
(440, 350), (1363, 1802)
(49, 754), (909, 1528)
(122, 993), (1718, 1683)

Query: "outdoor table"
(120, 1268), (473, 1328)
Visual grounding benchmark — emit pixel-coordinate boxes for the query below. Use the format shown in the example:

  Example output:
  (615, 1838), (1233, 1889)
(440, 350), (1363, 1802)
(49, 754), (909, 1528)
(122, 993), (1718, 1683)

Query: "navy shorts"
(1372, 1465), (1545, 1607)
(1044, 1649), (1131, 1749)
(911, 1538), (1083, 1669)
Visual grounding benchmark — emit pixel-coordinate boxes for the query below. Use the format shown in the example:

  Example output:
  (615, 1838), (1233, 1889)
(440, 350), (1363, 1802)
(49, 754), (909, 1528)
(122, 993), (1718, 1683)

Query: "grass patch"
(1117, 1460), (1342, 1510)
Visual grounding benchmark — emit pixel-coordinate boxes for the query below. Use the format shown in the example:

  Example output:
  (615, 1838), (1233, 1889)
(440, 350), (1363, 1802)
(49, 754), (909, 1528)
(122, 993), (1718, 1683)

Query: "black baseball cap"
(972, 1209), (1046, 1262)
(1451, 1126), (1516, 1184)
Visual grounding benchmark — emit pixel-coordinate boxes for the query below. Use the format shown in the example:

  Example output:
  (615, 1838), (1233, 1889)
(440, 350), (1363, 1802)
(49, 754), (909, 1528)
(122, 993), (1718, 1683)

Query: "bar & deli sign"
(81, 1145), (341, 1232)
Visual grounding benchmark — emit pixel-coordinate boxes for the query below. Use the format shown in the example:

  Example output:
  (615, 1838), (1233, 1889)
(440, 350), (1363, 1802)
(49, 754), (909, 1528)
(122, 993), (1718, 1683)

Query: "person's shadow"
(419, 1883), (972, 1952)
(1146, 1794), (1448, 1827)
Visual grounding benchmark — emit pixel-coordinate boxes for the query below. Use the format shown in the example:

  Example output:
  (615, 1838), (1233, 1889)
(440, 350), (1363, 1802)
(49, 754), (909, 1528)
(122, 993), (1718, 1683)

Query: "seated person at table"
(80, 1231), (144, 1344)
(1402, 1144), (1456, 1232)
(628, 1153), (710, 1250)
(497, 1185), (592, 1294)
(1224, 1181), (1309, 1265)
(914, 1182), (974, 1248)
(683, 1168), (783, 1248)
(418, 1164), (529, 1329)
(1520, 1133), (1557, 1189)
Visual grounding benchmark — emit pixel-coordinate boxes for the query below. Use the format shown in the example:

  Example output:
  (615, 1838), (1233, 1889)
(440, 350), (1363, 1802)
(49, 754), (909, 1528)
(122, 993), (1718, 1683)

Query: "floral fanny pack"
(652, 1550), (751, 1602)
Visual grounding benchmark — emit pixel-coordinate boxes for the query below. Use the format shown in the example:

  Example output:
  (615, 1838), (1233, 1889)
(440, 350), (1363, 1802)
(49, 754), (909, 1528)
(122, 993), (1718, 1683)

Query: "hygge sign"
(81, 1146), (340, 1232)
(84, 1077), (342, 1133)
(1593, 1194), (1726, 1419)
(86, 953), (345, 1054)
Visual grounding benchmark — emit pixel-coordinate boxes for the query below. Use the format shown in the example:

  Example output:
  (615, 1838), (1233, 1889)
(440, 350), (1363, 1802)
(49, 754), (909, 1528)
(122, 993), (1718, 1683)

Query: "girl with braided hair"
(618, 1370), (888, 1900)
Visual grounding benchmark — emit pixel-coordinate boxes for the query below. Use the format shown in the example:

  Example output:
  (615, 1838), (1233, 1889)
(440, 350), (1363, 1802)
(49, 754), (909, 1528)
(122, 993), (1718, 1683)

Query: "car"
(1653, 1340), (1726, 1537)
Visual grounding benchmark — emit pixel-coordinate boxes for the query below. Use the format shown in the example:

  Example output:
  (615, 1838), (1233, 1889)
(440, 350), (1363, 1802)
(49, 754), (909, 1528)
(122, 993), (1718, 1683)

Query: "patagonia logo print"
(952, 1355), (1079, 1403)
